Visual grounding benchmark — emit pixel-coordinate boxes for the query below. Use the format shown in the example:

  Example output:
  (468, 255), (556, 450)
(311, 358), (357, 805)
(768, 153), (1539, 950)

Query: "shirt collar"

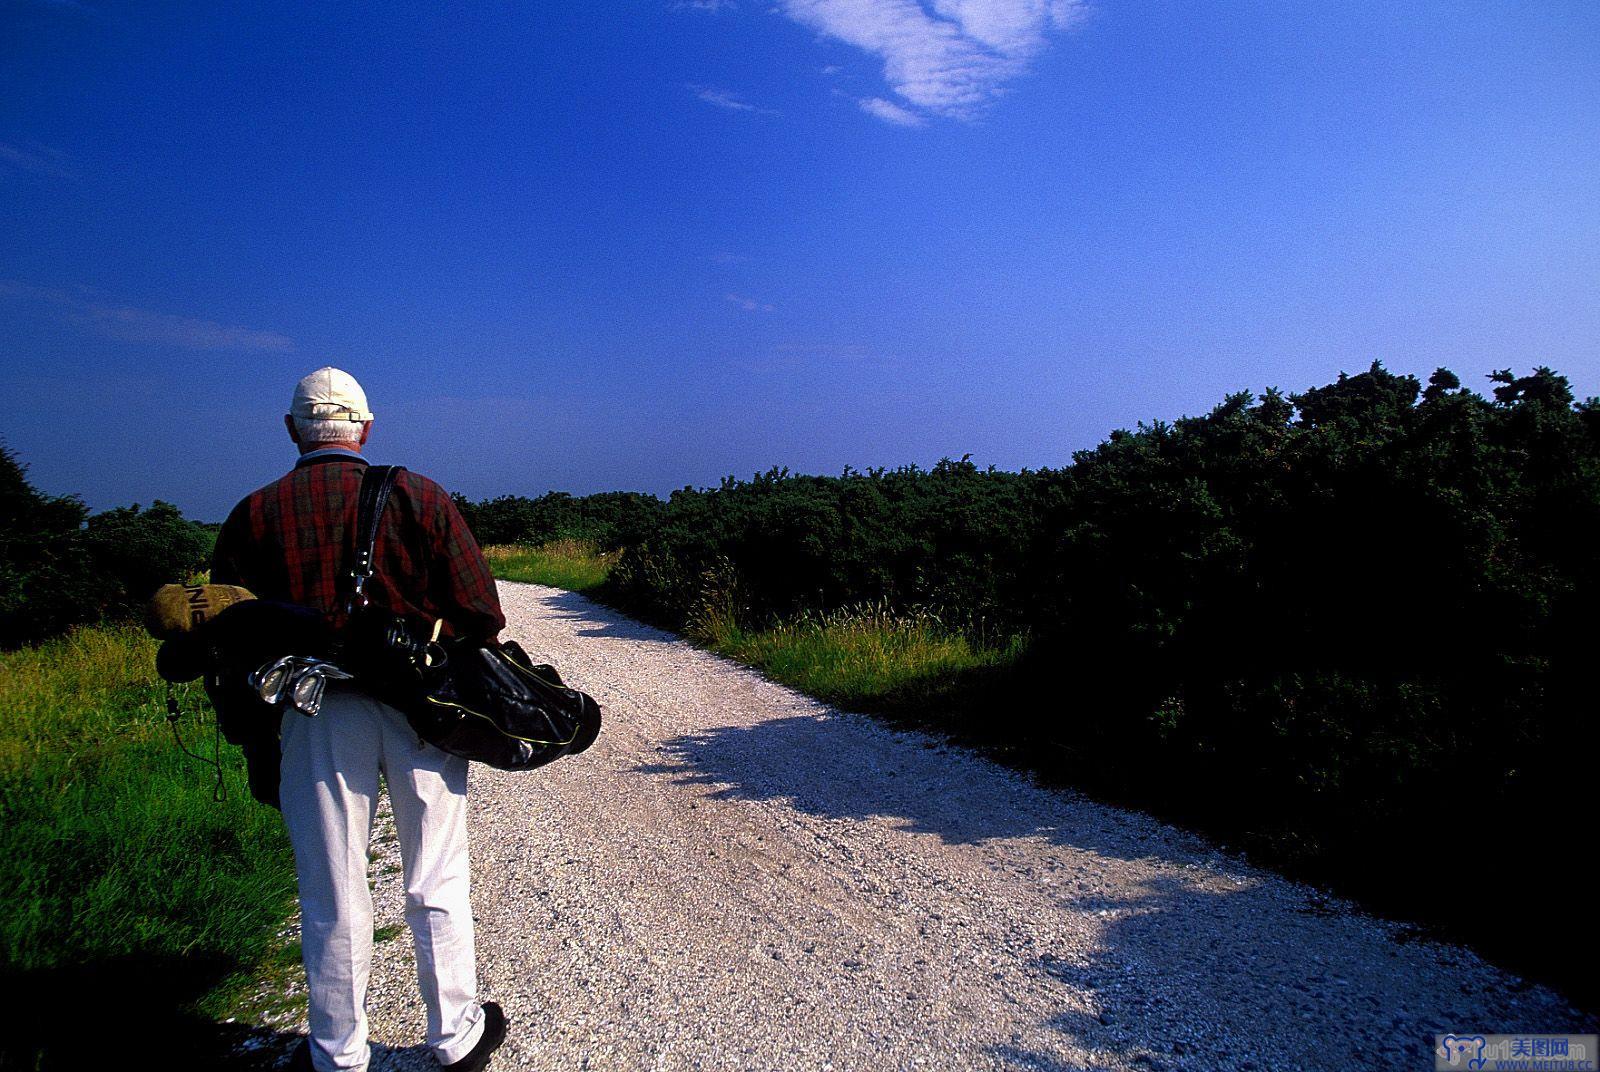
(295, 446), (371, 468)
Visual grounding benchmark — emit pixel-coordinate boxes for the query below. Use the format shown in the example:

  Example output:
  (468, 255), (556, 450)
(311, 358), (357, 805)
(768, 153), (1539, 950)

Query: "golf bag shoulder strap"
(338, 462), (604, 772)
(349, 464), (405, 611)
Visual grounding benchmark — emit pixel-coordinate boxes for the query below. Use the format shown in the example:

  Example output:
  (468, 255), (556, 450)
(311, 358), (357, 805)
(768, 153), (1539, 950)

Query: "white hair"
(293, 416), (366, 445)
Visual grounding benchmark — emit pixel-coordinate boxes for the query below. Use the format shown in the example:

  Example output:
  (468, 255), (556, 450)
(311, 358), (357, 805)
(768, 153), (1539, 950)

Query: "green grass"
(691, 601), (1027, 714)
(486, 535), (1024, 724)
(484, 539), (616, 591)
(0, 625), (299, 1065)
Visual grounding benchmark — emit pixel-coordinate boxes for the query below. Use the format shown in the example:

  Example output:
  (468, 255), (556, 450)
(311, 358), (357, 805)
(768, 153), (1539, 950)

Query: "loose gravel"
(260, 581), (1591, 1071)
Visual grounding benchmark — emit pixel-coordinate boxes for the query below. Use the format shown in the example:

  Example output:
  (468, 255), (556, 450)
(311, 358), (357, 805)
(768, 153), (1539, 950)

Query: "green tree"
(0, 444), (96, 647)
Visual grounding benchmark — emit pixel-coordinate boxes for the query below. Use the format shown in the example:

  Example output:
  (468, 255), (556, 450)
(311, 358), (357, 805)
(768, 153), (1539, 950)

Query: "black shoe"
(285, 1039), (314, 1071)
(440, 1002), (507, 1072)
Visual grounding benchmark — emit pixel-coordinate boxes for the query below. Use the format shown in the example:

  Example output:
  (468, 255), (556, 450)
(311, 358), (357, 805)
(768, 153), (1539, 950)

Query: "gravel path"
(282, 581), (1589, 1071)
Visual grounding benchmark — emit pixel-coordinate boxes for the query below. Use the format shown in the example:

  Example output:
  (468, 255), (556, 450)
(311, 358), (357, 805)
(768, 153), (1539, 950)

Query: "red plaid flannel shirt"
(211, 454), (504, 641)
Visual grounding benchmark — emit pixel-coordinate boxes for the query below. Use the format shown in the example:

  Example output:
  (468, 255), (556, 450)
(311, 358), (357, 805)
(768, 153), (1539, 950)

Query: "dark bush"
(1, 445), (215, 648)
(1, 444), (98, 648)
(603, 459), (1047, 636)
(452, 490), (664, 549)
(1015, 363), (1597, 998)
(80, 501), (214, 615)
(1023, 363), (1599, 835)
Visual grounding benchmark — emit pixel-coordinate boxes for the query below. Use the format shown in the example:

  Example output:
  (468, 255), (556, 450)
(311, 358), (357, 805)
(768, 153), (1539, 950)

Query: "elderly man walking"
(212, 367), (508, 1072)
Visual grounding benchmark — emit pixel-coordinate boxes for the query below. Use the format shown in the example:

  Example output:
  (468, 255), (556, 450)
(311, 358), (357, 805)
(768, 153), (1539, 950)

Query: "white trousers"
(279, 687), (486, 1072)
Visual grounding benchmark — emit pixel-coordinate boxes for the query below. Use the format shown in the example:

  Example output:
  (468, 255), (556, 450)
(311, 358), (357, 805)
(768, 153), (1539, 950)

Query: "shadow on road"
(993, 873), (1457, 1071)
(543, 581), (1594, 1055)
(635, 712), (1212, 865)
(529, 589), (682, 644)
(635, 714), (1592, 1071)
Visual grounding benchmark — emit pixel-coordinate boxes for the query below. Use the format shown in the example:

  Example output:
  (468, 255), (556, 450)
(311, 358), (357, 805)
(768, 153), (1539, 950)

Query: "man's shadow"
(2, 953), (282, 1070)
(1, 955), (436, 1070)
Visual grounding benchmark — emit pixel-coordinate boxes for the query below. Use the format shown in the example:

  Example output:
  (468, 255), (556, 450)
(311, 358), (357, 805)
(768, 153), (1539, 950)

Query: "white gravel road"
(277, 581), (1590, 1071)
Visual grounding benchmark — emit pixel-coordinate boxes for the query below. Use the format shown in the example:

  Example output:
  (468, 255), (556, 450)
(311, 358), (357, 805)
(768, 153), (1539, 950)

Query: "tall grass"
(0, 625), (297, 1065)
(487, 539), (1025, 722)
(692, 599), (1027, 713)
(484, 539), (616, 591)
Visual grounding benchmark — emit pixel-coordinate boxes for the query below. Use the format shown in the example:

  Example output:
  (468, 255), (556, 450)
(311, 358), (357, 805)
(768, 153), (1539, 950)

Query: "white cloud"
(674, 0), (736, 10)
(0, 141), (74, 179)
(690, 85), (778, 115)
(85, 304), (295, 352)
(858, 97), (925, 126)
(692, 85), (755, 111)
(725, 293), (775, 312)
(0, 279), (294, 353)
(778, 0), (1084, 122)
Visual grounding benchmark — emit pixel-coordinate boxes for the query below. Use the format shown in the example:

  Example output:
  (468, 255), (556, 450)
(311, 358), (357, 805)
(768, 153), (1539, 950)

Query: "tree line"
(1, 446), (214, 649)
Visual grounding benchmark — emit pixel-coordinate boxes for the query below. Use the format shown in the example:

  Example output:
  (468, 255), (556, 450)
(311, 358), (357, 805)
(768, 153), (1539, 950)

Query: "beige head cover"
(147, 583), (256, 640)
(290, 366), (373, 422)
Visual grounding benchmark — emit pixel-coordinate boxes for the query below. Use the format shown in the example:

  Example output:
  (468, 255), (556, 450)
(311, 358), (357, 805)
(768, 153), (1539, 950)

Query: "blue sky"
(2, 1), (1597, 521)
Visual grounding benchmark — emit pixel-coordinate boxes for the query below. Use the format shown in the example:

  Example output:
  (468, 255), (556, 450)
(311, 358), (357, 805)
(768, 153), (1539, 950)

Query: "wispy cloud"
(86, 305), (295, 352)
(859, 97), (925, 126)
(689, 84), (777, 115)
(0, 142), (74, 180)
(778, 0), (1085, 124)
(692, 85), (755, 112)
(0, 280), (295, 353)
(725, 293), (775, 312)
(674, 0), (736, 10)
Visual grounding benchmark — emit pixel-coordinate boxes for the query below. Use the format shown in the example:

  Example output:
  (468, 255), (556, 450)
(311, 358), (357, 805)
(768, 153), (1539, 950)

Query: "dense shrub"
(452, 489), (663, 548)
(81, 501), (215, 616)
(577, 368), (1598, 844)
(1024, 364), (1598, 822)
(2, 445), (98, 648)
(603, 460), (1047, 636)
(1014, 364), (1599, 997)
(1, 445), (214, 648)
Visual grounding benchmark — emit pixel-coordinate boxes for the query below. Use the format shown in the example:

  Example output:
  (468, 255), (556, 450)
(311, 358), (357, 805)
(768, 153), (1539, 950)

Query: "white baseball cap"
(290, 366), (373, 422)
